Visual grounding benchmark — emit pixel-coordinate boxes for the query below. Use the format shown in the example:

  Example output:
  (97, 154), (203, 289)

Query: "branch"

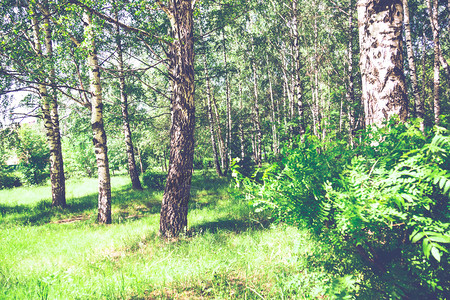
(68, 0), (170, 45)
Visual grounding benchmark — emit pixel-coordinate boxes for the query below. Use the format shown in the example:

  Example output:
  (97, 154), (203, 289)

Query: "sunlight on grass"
(0, 174), (358, 299)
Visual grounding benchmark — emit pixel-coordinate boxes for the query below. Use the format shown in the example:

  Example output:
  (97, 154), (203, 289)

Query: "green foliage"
(0, 171), (22, 189)
(16, 123), (49, 185)
(232, 121), (450, 298)
(142, 169), (166, 190)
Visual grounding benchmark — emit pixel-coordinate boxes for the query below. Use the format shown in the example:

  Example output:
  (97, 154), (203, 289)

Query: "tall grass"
(0, 173), (358, 299)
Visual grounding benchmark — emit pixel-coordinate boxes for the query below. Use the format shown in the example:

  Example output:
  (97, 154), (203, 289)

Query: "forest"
(0, 0), (449, 298)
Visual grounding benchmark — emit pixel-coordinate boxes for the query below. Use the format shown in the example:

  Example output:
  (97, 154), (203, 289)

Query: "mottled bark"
(357, 0), (408, 127)
(84, 12), (112, 224)
(212, 94), (226, 172)
(403, 0), (421, 120)
(159, 0), (195, 238)
(202, 50), (222, 177)
(291, 0), (304, 136)
(115, 15), (143, 190)
(238, 78), (245, 159)
(31, 4), (66, 207)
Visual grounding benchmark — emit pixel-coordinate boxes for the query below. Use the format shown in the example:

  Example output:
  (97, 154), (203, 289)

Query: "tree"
(158, 0), (196, 238)
(357, 0), (408, 127)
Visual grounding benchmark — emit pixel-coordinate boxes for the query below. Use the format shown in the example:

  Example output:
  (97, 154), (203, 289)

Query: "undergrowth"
(232, 120), (450, 299)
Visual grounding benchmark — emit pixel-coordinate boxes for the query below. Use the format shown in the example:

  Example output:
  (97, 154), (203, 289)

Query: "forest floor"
(0, 172), (357, 299)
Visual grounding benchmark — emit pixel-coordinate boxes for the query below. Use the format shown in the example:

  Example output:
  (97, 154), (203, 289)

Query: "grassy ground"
(0, 172), (358, 299)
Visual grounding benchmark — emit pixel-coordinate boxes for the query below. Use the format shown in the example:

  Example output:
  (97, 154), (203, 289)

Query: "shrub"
(142, 170), (166, 190)
(232, 121), (450, 298)
(0, 172), (22, 189)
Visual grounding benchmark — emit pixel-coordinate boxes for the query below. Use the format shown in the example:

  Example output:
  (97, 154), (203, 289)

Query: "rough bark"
(403, 0), (421, 120)
(159, 0), (195, 238)
(202, 50), (222, 176)
(115, 14), (143, 190)
(31, 4), (66, 207)
(357, 0), (408, 127)
(84, 12), (112, 224)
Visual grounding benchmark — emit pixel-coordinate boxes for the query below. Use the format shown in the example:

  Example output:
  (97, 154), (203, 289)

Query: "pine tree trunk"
(203, 50), (222, 177)
(84, 12), (112, 224)
(115, 16), (143, 190)
(31, 4), (66, 207)
(357, 0), (408, 127)
(159, 0), (195, 238)
(403, 0), (421, 120)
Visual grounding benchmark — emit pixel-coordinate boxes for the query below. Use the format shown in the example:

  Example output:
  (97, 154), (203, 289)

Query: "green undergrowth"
(0, 172), (358, 299)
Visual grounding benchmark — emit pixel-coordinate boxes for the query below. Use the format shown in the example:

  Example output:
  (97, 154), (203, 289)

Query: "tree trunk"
(84, 12), (112, 224)
(291, 0), (304, 136)
(427, 0), (441, 124)
(238, 78), (245, 159)
(31, 4), (66, 207)
(115, 13), (143, 190)
(159, 0), (195, 238)
(212, 94), (227, 172)
(346, 0), (356, 147)
(223, 30), (231, 174)
(403, 0), (421, 120)
(202, 49), (222, 176)
(357, 0), (408, 127)
(251, 44), (262, 167)
(267, 57), (279, 155)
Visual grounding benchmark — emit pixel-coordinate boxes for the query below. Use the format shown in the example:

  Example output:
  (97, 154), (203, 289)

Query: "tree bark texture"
(291, 0), (304, 136)
(115, 16), (143, 190)
(223, 31), (231, 174)
(357, 0), (408, 127)
(31, 4), (66, 207)
(346, 0), (356, 147)
(160, 0), (195, 238)
(84, 12), (112, 224)
(252, 55), (262, 167)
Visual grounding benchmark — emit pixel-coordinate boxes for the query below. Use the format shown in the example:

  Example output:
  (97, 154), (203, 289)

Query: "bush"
(232, 121), (450, 298)
(142, 170), (166, 190)
(0, 172), (22, 189)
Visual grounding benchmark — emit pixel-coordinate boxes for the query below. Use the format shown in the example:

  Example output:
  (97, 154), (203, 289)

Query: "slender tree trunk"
(251, 43), (262, 167)
(115, 15), (143, 190)
(403, 0), (421, 120)
(223, 30), (231, 173)
(346, 0), (356, 146)
(238, 79), (245, 159)
(136, 144), (144, 174)
(357, 0), (408, 127)
(159, 0), (195, 238)
(203, 50), (222, 176)
(427, 0), (441, 124)
(84, 12), (112, 224)
(291, 0), (304, 136)
(267, 57), (279, 155)
(212, 94), (226, 171)
(31, 4), (66, 207)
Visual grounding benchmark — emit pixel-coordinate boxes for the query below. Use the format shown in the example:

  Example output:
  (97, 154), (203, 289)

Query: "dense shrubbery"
(232, 121), (450, 298)
(142, 170), (166, 190)
(0, 171), (22, 189)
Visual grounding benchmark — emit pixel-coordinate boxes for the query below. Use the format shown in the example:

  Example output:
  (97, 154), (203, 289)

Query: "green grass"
(0, 173), (358, 299)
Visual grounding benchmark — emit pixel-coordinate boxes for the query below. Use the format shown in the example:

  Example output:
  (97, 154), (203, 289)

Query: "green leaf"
(431, 247), (441, 262)
(411, 231), (425, 243)
(428, 234), (450, 244)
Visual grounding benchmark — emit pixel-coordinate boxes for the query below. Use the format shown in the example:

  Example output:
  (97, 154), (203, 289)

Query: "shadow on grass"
(189, 216), (272, 235)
